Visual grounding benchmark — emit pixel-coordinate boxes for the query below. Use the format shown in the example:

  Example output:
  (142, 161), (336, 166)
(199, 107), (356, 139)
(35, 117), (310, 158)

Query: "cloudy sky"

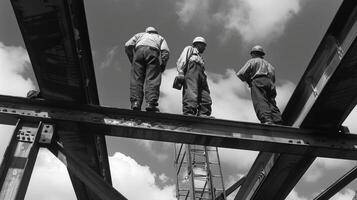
(1, 0), (357, 199)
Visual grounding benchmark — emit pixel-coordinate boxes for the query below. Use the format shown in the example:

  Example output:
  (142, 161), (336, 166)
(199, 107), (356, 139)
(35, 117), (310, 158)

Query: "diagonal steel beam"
(313, 165), (357, 200)
(46, 141), (127, 200)
(0, 120), (42, 200)
(235, 0), (357, 199)
(216, 176), (246, 200)
(1, 95), (357, 160)
(10, 1), (112, 199)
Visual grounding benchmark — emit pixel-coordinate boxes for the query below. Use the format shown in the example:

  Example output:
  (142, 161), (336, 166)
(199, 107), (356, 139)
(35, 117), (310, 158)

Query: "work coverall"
(176, 46), (212, 116)
(125, 32), (169, 110)
(237, 57), (282, 124)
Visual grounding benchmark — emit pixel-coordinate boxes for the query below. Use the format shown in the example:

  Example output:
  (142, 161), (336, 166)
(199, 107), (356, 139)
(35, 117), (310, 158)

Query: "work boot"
(199, 115), (215, 119)
(146, 106), (160, 112)
(263, 121), (274, 125)
(131, 101), (141, 111)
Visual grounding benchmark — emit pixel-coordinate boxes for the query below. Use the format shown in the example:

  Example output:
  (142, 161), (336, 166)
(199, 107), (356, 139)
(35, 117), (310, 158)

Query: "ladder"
(174, 144), (226, 200)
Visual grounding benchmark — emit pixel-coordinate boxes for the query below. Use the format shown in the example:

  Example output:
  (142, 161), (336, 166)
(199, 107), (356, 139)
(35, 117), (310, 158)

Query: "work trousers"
(183, 62), (212, 116)
(251, 77), (282, 124)
(130, 46), (161, 108)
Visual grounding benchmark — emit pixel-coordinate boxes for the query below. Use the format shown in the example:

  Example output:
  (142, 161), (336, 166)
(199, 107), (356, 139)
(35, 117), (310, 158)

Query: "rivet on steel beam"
(39, 123), (54, 144)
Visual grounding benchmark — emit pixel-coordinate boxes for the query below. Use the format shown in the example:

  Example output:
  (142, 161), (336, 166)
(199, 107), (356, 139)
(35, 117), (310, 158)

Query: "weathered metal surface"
(10, 0), (112, 198)
(10, 0), (98, 103)
(313, 165), (357, 200)
(1, 96), (357, 160)
(236, 1), (357, 199)
(47, 141), (127, 200)
(0, 120), (41, 200)
(39, 123), (54, 144)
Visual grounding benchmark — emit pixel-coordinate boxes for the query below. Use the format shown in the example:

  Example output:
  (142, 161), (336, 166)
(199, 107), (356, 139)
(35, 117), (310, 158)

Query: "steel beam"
(1, 96), (357, 160)
(216, 176), (246, 200)
(313, 165), (357, 200)
(236, 1), (357, 199)
(47, 141), (127, 200)
(0, 120), (41, 200)
(10, 0), (112, 198)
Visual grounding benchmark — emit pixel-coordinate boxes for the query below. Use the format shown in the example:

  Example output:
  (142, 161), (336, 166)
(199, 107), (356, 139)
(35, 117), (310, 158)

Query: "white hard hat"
(192, 36), (206, 45)
(145, 26), (158, 33)
(250, 45), (265, 56)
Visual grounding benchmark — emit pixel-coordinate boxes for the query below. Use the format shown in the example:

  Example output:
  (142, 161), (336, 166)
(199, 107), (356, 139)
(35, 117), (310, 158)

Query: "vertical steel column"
(0, 119), (42, 200)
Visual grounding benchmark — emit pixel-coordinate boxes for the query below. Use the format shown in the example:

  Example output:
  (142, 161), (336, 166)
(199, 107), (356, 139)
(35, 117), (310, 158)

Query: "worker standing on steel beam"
(174, 36), (212, 117)
(125, 26), (170, 112)
(236, 45), (282, 124)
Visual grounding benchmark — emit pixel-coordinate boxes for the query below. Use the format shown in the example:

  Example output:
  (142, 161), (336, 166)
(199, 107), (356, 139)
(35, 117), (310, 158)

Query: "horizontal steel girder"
(0, 95), (357, 160)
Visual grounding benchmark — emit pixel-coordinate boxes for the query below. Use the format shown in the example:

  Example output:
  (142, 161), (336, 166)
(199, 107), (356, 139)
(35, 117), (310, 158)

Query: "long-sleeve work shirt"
(176, 46), (205, 74)
(236, 57), (276, 83)
(125, 32), (170, 64)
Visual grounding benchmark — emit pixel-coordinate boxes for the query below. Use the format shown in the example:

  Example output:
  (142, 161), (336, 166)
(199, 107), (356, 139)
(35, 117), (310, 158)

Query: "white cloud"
(175, 0), (302, 43)
(303, 158), (357, 183)
(0, 42), (35, 96)
(26, 149), (77, 200)
(159, 173), (170, 184)
(286, 189), (308, 200)
(218, 148), (258, 172)
(26, 150), (176, 200)
(110, 152), (176, 200)
(331, 188), (355, 200)
(215, 0), (301, 43)
(99, 45), (121, 70)
(175, 0), (212, 30)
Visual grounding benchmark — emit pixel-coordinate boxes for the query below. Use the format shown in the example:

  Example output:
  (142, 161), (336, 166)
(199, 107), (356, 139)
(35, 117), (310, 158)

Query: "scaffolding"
(174, 144), (226, 200)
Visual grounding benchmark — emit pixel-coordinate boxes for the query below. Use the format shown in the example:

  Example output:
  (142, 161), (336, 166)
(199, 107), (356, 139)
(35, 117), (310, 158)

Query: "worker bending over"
(175, 37), (212, 117)
(236, 45), (282, 124)
(125, 26), (170, 112)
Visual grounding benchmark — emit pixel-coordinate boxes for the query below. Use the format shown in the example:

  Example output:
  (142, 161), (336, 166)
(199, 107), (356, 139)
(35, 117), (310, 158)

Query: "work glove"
(173, 73), (185, 90)
(160, 63), (166, 72)
(125, 46), (134, 64)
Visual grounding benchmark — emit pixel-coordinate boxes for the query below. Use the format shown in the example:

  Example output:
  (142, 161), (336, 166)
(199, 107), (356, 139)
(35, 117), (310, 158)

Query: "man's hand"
(160, 63), (166, 72)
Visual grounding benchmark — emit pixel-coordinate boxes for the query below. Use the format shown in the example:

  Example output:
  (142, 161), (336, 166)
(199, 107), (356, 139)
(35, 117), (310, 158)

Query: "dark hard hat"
(250, 45), (265, 56)
(145, 26), (158, 33)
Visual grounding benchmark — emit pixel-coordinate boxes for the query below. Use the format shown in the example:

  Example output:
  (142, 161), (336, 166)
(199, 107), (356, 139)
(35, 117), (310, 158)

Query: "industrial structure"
(0, 0), (357, 199)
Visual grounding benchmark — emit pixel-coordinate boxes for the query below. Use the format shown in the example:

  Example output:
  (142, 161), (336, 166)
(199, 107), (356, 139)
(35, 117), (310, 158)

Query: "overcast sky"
(2, 0), (357, 199)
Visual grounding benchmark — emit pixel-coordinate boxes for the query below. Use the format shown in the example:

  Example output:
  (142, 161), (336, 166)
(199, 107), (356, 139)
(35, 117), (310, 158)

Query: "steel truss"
(2, 0), (357, 199)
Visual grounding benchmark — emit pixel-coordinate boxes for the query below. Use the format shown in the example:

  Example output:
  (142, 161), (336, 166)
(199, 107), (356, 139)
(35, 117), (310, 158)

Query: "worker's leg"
(130, 48), (146, 110)
(268, 86), (282, 124)
(251, 77), (273, 123)
(143, 48), (161, 111)
(197, 69), (212, 116)
(183, 62), (200, 115)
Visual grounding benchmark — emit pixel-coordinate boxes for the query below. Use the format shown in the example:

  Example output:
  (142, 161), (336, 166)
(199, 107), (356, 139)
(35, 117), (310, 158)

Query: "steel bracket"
(39, 123), (54, 144)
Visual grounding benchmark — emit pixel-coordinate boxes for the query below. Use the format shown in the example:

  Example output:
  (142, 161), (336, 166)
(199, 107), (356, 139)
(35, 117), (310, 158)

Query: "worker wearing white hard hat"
(236, 45), (282, 124)
(125, 26), (170, 112)
(174, 36), (212, 117)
